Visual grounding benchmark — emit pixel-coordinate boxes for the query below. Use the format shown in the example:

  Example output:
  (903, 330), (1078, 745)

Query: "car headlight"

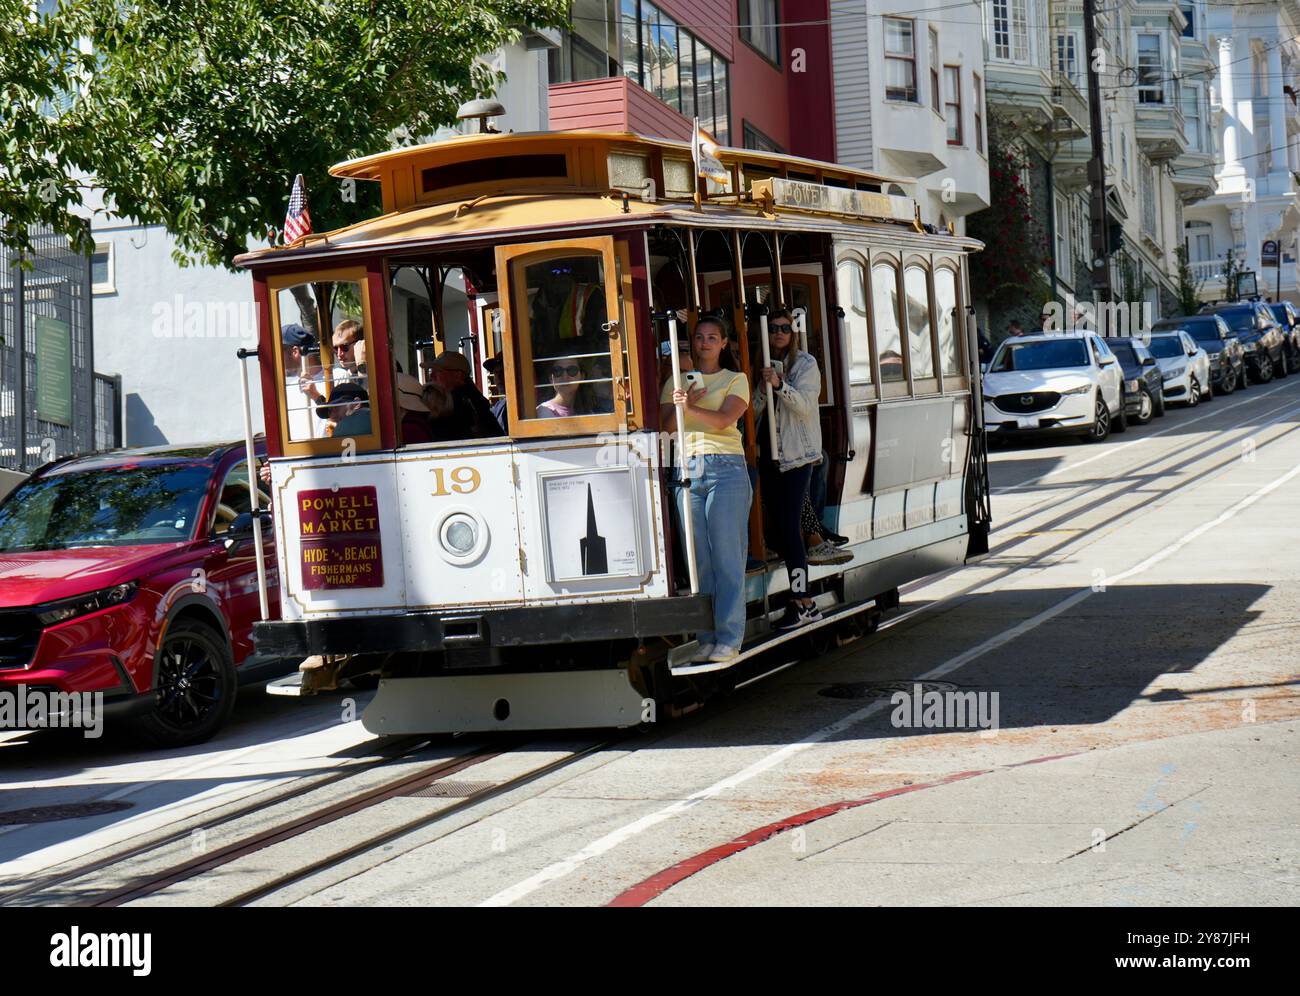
(1242, 340), (1258, 353)
(36, 582), (138, 626)
(1060, 384), (1092, 396)
(1163, 366), (1186, 382)
(1124, 379), (1140, 392)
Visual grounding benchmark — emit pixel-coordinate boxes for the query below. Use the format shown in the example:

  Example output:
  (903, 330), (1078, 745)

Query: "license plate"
(1017, 416), (1037, 429)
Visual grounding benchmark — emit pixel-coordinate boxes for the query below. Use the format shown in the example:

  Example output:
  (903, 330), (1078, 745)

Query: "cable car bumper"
(253, 596), (714, 658)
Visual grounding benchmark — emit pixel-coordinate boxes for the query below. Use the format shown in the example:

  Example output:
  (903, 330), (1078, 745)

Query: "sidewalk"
(650, 719), (1300, 906)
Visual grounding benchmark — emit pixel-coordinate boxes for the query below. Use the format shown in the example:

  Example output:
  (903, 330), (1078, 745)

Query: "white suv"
(983, 332), (1125, 443)
(1145, 330), (1213, 406)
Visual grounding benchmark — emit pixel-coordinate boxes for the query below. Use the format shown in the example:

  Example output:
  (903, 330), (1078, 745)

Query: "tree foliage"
(967, 142), (1052, 312)
(3, 0), (568, 267)
(1174, 244), (1203, 315)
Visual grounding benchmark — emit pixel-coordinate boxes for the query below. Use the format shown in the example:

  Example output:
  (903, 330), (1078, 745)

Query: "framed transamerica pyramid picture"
(538, 466), (643, 583)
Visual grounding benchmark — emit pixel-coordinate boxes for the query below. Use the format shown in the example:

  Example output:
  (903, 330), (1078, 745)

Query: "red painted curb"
(606, 750), (1085, 907)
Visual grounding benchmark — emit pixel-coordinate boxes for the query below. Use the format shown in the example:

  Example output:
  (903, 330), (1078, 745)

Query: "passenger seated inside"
(317, 382), (370, 437)
(330, 319), (366, 389)
(396, 372), (434, 444)
(536, 357), (607, 417)
(483, 356), (508, 428)
(426, 350), (504, 438)
(281, 323), (323, 440)
(422, 381), (464, 442)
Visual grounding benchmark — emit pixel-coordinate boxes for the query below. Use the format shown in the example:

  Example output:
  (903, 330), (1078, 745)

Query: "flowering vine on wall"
(968, 143), (1052, 310)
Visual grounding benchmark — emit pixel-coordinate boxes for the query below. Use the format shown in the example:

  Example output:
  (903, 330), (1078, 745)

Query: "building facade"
(978, 0), (1217, 336)
(1184, 0), (1300, 305)
(828, 0), (992, 232)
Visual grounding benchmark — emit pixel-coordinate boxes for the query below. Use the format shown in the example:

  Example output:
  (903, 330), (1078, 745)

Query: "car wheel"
(1254, 354), (1274, 383)
(1187, 378), (1201, 407)
(1134, 388), (1154, 425)
(131, 619), (237, 748)
(1088, 396), (1111, 443)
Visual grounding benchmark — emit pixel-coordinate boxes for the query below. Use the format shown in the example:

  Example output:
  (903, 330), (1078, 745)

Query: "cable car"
(238, 128), (991, 734)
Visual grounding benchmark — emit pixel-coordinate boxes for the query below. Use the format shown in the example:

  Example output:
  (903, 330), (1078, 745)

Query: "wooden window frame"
(903, 257), (940, 395)
(932, 260), (967, 391)
(494, 235), (629, 439)
(837, 251), (879, 404)
(267, 265), (383, 458)
(867, 252), (909, 399)
(944, 65), (963, 146)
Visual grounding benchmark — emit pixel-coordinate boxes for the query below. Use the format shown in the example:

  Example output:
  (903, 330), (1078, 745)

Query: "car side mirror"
(1100, 356), (1116, 366)
(223, 509), (270, 548)
(1141, 356), (1156, 367)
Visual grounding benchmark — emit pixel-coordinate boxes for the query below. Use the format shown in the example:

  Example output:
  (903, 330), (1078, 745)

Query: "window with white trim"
(91, 242), (114, 295)
(1055, 33), (1078, 85)
(1182, 84), (1201, 150)
(1054, 194), (1071, 284)
(1141, 161), (1157, 238)
(991, 0), (1030, 63)
(929, 27), (941, 114)
(944, 66), (962, 145)
(973, 73), (984, 153)
(1137, 33), (1164, 104)
(884, 18), (918, 102)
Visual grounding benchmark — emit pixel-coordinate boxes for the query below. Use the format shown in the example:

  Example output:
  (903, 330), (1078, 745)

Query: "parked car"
(0, 441), (286, 747)
(1145, 331), (1213, 406)
(1266, 300), (1300, 372)
(1149, 314), (1245, 394)
(983, 332), (1125, 443)
(1104, 337), (1166, 424)
(1200, 301), (1289, 382)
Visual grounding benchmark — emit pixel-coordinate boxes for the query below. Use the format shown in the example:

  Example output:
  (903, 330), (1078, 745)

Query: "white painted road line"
(478, 454), (1300, 907)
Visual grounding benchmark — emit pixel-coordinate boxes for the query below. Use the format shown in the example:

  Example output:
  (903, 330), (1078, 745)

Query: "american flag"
(283, 174), (312, 243)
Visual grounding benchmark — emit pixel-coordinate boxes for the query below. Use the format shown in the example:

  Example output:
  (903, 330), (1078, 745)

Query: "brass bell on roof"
(456, 99), (506, 135)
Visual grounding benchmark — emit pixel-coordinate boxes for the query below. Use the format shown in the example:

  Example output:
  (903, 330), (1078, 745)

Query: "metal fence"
(0, 223), (108, 471)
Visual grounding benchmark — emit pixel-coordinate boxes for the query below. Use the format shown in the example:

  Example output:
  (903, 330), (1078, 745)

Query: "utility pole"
(1083, 0), (1114, 315)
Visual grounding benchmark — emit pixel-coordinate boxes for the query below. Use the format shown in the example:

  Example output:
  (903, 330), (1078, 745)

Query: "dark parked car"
(1103, 337), (1165, 425)
(1149, 314), (1248, 395)
(0, 441), (287, 747)
(1200, 301), (1289, 383)
(1266, 300), (1300, 372)
(1150, 314), (1246, 394)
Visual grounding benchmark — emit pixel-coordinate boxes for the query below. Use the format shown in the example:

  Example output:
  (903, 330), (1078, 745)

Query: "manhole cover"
(0, 801), (134, 826)
(818, 680), (960, 700)
(405, 779), (497, 799)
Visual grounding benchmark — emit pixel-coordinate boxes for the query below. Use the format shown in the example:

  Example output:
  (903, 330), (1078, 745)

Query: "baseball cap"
(316, 382), (368, 418)
(281, 323), (316, 349)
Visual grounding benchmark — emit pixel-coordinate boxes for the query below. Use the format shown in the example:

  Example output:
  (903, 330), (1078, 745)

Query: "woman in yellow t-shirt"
(660, 317), (752, 662)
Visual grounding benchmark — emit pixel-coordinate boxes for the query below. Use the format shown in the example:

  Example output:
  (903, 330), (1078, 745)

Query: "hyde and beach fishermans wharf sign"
(297, 486), (384, 590)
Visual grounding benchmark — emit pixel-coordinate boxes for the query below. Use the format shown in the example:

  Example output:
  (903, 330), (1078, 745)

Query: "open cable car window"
(934, 265), (963, 380)
(871, 261), (905, 385)
(269, 268), (379, 455)
(495, 237), (628, 438)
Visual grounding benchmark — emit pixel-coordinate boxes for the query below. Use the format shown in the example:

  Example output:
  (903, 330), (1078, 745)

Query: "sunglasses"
(769, 323), (793, 333)
(333, 342), (354, 353)
(552, 364), (581, 377)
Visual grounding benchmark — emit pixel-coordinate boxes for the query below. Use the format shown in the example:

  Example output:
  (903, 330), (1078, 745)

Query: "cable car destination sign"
(298, 485), (384, 590)
(749, 177), (917, 225)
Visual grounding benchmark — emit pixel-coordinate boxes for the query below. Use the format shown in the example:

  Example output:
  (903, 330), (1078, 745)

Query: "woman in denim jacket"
(753, 309), (824, 630)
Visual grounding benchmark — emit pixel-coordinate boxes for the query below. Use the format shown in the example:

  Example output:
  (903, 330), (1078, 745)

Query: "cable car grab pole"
(236, 347), (270, 621)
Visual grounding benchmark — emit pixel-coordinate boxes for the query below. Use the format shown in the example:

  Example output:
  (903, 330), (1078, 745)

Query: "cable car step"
(668, 596), (877, 676)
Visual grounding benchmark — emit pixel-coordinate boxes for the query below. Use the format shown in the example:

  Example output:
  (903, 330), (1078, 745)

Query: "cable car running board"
(668, 596), (879, 676)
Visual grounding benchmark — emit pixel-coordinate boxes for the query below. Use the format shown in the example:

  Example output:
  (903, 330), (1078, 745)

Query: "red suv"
(0, 441), (288, 746)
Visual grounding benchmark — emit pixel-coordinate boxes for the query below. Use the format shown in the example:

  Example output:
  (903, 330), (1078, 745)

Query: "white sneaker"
(690, 643), (715, 662)
(808, 541), (852, 565)
(708, 645), (740, 663)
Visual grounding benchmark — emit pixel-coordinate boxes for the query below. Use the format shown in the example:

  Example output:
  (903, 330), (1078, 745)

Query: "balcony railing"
(1190, 260), (1225, 283)
(1050, 72), (1088, 138)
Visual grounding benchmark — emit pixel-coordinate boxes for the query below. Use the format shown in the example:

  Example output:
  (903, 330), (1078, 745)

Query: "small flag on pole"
(283, 174), (312, 244)
(693, 118), (728, 186)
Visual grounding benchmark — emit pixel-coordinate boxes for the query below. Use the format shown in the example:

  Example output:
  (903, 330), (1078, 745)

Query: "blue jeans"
(677, 453), (752, 650)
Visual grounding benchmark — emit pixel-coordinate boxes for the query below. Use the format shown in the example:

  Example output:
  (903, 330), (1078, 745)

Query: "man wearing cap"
(426, 351), (503, 439)
(318, 381), (370, 437)
(280, 323), (322, 441)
